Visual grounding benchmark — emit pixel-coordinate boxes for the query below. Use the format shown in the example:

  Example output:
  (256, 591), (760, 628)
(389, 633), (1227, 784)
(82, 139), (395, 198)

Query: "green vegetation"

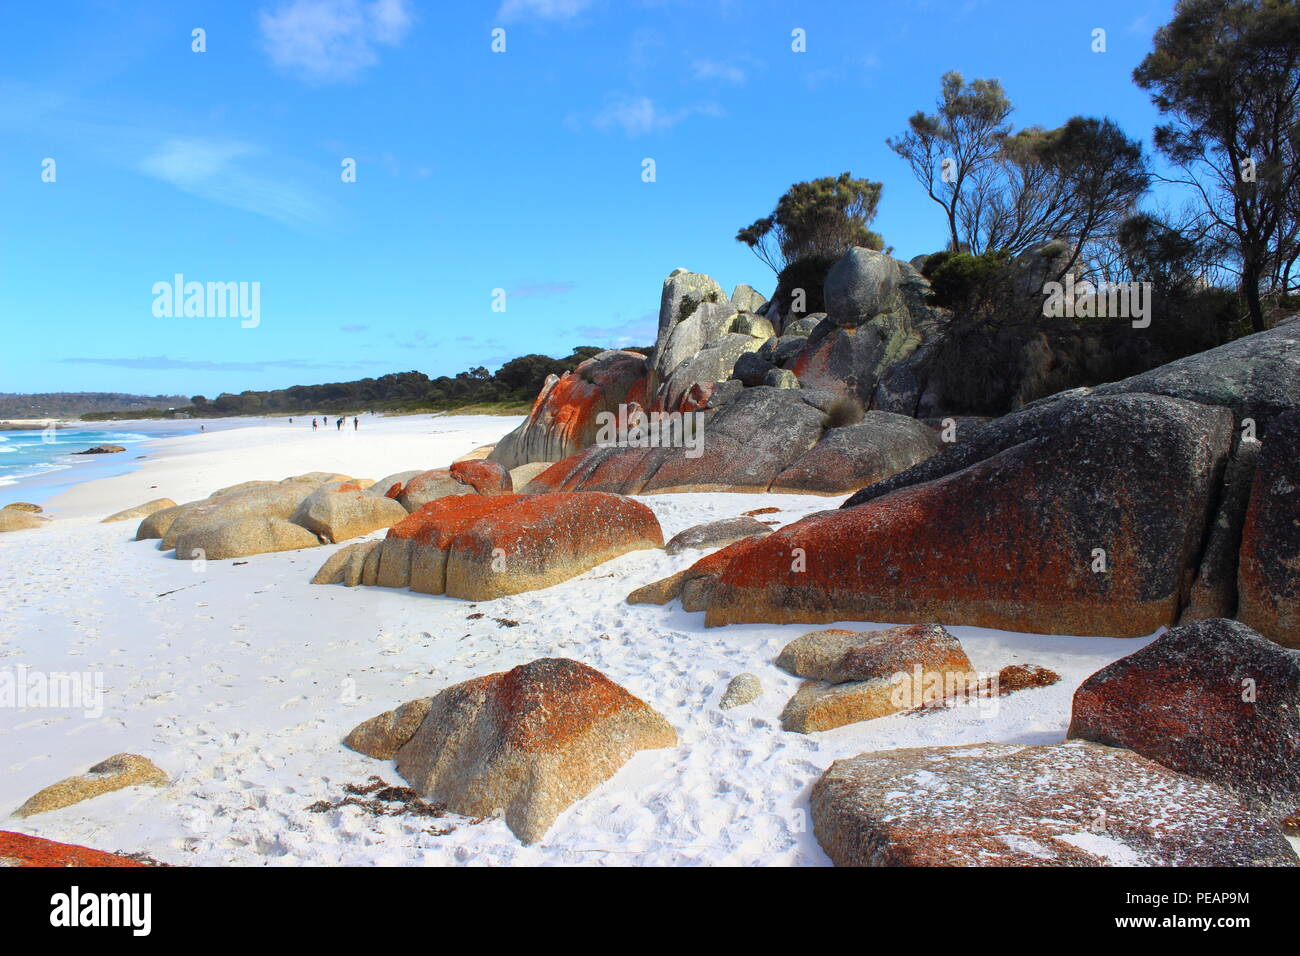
(1134, 0), (1300, 331)
(737, 172), (885, 274)
(0, 392), (189, 419)
(78, 346), (648, 421)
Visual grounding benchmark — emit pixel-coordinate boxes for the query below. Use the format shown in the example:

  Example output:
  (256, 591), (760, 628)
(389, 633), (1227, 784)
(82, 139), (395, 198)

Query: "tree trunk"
(1242, 261), (1266, 333)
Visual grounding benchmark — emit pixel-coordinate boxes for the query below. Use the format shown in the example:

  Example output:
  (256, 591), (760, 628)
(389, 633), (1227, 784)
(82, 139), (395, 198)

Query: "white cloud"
(139, 138), (328, 229)
(591, 94), (719, 137)
(497, 0), (593, 22)
(692, 59), (746, 85)
(259, 0), (413, 83)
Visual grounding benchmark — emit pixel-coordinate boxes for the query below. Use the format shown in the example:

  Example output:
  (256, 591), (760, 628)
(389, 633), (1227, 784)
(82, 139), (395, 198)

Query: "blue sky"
(0, 0), (1178, 397)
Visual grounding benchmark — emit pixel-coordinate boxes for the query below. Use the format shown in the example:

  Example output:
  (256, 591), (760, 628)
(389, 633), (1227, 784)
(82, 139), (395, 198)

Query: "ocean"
(0, 427), (156, 501)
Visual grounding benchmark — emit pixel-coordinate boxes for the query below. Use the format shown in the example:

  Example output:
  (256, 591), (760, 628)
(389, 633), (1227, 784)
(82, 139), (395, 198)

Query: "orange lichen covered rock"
(448, 459), (512, 495)
(357, 492), (662, 599)
(445, 492), (663, 600)
(346, 658), (677, 844)
(0, 831), (147, 867)
(378, 494), (521, 592)
(702, 394), (1233, 637)
(488, 350), (650, 470)
(1068, 618), (1300, 826)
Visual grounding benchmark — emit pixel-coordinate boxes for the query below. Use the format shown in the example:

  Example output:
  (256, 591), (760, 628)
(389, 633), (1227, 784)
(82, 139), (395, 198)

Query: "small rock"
(664, 516), (772, 555)
(16, 754), (168, 817)
(719, 673), (762, 710)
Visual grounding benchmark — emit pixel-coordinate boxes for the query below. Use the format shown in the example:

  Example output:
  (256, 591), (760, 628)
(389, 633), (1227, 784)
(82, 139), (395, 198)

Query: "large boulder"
(444, 492), (663, 600)
(371, 495), (520, 593)
(0, 509), (45, 532)
(102, 497), (177, 524)
(1237, 409), (1300, 647)
(291, 481), (408, 543)
(701, 394), (1234, 636)
(823, 248), (903, 328)
(811, 740), (1295, 866)
(777, 624), (975, 733)
(1090, 320), (1300, 429)
(524, 387), (849, 496)
(346, 658), (677, 844)
(16, 754), (168, 817)
(152, 479), (321, 550)
(730, 283), (768, 313)
(769, 412), (941, 495)
(1068, 618), (1300, 825)
(175, 516), (321, 561)
(488, 350), (650, 470)
(396, 460), (510, 512)
(345, 492), (663, 599)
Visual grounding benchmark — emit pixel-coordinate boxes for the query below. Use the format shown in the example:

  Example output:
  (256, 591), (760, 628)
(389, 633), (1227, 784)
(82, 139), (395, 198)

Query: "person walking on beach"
(336, 417), (343, 431)
(312, 418), (317, 430)
(353, 416), (359, 430)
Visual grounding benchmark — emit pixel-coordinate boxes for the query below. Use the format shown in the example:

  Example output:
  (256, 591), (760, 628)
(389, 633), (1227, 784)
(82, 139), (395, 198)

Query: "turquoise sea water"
(0, 428), (155, 497)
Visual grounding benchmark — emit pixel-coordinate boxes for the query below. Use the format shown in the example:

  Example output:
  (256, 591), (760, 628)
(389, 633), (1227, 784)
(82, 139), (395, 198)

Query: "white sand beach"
(0, 413), (1211, 865)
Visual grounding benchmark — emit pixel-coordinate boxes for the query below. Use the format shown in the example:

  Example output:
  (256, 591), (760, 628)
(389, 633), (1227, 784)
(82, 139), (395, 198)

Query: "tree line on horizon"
(114, 346), (645, 420)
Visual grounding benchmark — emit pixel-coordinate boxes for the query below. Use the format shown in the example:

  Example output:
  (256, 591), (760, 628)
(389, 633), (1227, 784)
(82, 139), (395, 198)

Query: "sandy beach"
(0, 412), (1208, 866)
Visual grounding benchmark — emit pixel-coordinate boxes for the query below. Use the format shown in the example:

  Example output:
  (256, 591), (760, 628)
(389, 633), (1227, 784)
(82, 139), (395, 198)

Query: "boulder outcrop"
(812, 740), (1295, 866)
(703, 394), (1233, 636)
(326, 492), (664, 599)
(291, 481), (408, 543)
(488, 350), (650, 470)
(777, 624), (975, 732)
(1068, 618), (1300, 825)
(346, 658), (677, 844)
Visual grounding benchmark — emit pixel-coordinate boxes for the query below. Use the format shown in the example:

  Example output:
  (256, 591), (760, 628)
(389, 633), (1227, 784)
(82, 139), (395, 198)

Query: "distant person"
(336, 417), (343, 431)
(288, 418), (293, 424)
(312, 418), (317, 430)
(353, 417), (359, 430)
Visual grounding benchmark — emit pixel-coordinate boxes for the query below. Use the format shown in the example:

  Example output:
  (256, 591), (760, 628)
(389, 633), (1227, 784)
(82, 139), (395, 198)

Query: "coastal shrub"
(822, 394), (866, 430)
(923, 250), (1013, 313)
(770, 253), (839, 321)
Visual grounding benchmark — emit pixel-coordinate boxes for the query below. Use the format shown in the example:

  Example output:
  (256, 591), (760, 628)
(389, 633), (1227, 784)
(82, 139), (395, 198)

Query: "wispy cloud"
(497, 0), (594, 23)
(591, 94), (720, 137)
(692, 59), (747, 86)
(138, 138), (329, 229)
(259, 0), (413, 83)
(340, 324), (369, 332)
(564, 313), (657, 346)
